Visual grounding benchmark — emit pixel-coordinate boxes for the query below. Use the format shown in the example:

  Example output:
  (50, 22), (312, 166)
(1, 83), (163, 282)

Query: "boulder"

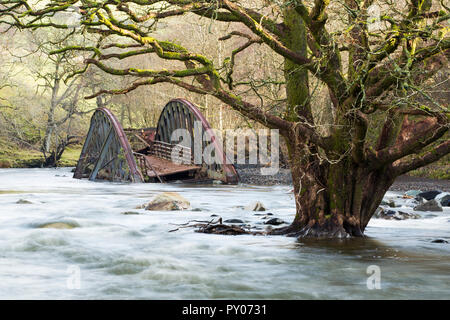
(245, 201), (266, 211)
(413, 199), (443, 212)
(441, 196), (450, 207)
(380, 199), (397, 207)
(404, 197), (424, 208)
(264, 218), (285, 225)
(144, 192), (190, 211)
(417, 190), (441, 201)
(374, 207), (420, 220)
(435, 193), (450, 207)
(396, 211), (421, 220)
(388, 200), (397, 208)
(374, 207), (393, 219)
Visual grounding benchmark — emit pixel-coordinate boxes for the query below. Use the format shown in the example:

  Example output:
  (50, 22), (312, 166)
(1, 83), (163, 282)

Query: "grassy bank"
(0, 139), (81, 168)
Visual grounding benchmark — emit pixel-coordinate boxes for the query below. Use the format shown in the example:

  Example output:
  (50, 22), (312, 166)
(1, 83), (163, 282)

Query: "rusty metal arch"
(73, 108), (143, 182)
(155, 98), (238, 184)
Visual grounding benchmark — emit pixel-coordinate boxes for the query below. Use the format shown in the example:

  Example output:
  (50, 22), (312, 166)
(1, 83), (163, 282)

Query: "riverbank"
(235, 164), (449, 192)
(1, 141), (448, 191)
(0, 140), (81, 168)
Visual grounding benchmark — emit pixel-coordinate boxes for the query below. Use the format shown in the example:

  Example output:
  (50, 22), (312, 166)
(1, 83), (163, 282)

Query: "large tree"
(1, 0), (448, 237)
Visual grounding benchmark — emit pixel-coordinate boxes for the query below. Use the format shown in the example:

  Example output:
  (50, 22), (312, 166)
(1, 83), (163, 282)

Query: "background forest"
(0, 3), (448, 179)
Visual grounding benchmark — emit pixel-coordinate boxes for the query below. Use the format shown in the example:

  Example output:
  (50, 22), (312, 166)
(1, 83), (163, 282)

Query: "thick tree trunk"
(273, 142), (397, 238)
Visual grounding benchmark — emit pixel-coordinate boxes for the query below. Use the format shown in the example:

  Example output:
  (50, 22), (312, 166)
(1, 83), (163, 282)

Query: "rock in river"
(435, 193), (450, 207)
(431, 239), (448, 244)
(16, 199), (33, 204)
(245, 201), (266, 211)
(224, 219), (244, 224)
(38, 222), (79, 229)
(264, 218), (285, 225)
(144, 192), (190, 211)
(380, 199), (397, 207)
(417, 190), (441, 201)
(413, 199), (443, 212)
(374, 207), (420, 220)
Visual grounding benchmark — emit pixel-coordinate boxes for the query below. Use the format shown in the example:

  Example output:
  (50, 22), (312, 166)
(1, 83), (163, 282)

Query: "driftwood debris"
(169, 218), (265, 235)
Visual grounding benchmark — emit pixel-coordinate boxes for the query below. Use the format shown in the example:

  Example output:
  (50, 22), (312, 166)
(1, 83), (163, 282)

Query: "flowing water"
(0, 168), (449, 299)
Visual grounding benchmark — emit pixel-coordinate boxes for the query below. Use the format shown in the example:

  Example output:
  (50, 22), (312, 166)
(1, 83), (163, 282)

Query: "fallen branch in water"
(196, 223), (265, 235)
(168, 217), (266, 235)
(168, 218), (220, 232)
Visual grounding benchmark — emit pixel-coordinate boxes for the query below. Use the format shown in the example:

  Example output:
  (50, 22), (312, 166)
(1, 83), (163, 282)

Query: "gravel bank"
(389, 175), (450, 192)
(236, 164), (449, 192)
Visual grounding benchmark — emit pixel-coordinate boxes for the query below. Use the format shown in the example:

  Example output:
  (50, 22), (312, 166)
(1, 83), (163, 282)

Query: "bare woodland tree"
(24, 31), (88, 167)
(0, 0), (448, 237)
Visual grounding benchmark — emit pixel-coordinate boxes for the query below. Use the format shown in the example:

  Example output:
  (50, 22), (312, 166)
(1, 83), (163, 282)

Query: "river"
(0, 168), (449, 299)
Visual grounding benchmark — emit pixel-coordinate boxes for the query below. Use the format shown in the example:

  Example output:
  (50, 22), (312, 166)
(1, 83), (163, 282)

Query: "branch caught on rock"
(168, 218), (265, 235)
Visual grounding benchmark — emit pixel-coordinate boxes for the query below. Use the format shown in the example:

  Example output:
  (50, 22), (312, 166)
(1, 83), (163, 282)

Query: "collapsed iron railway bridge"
(73, 99), (238, 184)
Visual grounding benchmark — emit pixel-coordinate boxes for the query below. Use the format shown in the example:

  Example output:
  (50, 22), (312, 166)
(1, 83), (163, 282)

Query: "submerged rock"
(16, 199), (33, 204)
(435, 193), (450, 207)
(254, 212), (273, 216)
(404, 196), (425, 208)
(144, 192), (190, 211)
(441, 197), (450, 207)
(245, 201), (266, 211)
(224, 219), (244, 224)
(38, 222), (79, 229)
(431, 239), (448, 244)
(413, 199), (443, 212)
(381, 198), (398, 207)
(121, 211), (140, 215)
(265, 218), (285, 225)
(397, 211), (421, 220)
(417, 190), (441, 201)
(374, 207), (420, 220)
